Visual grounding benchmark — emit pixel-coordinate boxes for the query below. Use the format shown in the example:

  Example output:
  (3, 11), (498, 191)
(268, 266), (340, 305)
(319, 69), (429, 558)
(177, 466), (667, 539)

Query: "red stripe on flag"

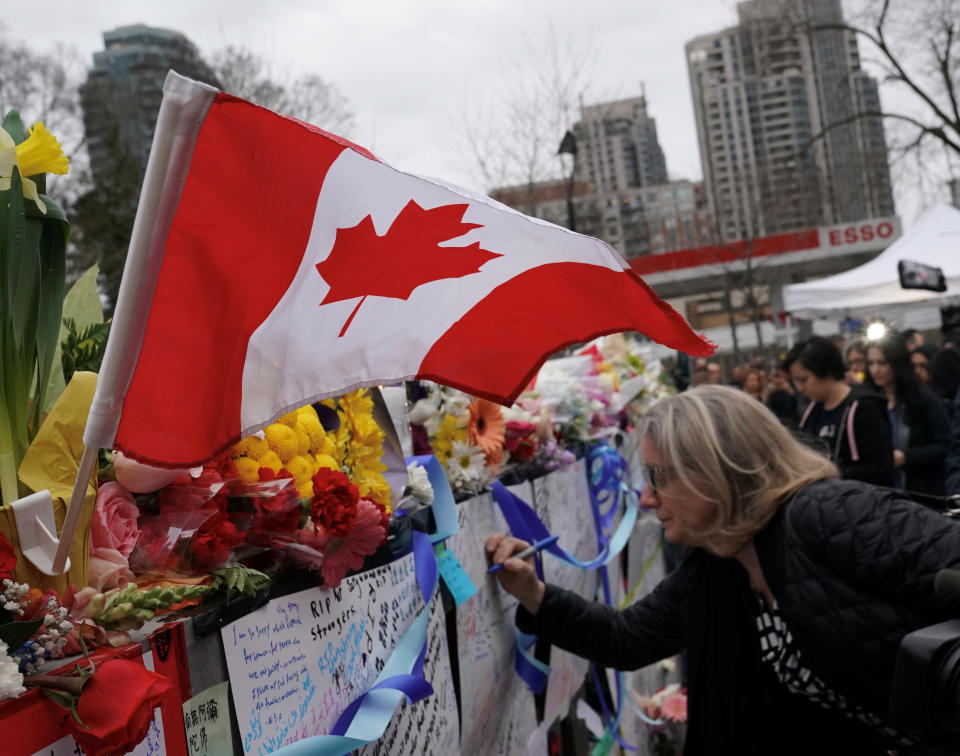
(114, 95), (349, 468)
(417, 262), (715, 406)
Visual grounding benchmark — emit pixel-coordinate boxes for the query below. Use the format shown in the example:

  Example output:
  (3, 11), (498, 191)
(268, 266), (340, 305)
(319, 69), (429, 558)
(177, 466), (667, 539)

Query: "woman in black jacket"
(864, 332), (951, 495)
(784, 337), (894, 486)
(487, 386), (960, 755)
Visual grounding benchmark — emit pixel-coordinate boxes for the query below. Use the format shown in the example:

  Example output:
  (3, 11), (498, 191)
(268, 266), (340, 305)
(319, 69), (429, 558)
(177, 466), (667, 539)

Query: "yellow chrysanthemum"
(234, 435), (269, 459)
(0, 122), (69, 214)
(294, 423), (311, 456)
(314, 453), (340, 471)
(285, 454), (313, 484)
(297, 480), (315, 500)
(432, 413), (466, 462)
(258, 450), (284, 474)
(297, 412), (326, 449)
(297, 404), (320, 422)
(264, 423), (299, 462)
(357, 471), (392, 507)
(234, 455), (260, 484)
(277, 410), (300, 428)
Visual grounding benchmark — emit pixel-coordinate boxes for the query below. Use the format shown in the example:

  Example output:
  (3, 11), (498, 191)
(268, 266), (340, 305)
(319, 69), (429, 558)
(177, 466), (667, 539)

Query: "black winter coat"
(896, 386), (951, 496)
(797, 386), (895, 487)
(517, 479), (960, 755)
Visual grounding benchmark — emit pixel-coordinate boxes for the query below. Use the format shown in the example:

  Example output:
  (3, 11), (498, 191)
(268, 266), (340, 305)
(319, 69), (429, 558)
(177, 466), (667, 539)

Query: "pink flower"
(88, 547), (134, 593)
(287, 529), (329, 572)
(91, 482), (141, 558)
(661, 692), (687, 722)
(320, 499), (386, 588)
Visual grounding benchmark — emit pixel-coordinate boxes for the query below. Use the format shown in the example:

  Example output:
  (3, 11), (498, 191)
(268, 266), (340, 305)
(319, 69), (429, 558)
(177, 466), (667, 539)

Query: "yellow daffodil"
(0, 122), (69, 214)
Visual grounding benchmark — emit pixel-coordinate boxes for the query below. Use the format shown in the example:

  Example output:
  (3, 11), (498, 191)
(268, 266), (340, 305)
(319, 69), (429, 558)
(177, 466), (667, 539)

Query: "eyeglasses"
(642, 465), (671, 494)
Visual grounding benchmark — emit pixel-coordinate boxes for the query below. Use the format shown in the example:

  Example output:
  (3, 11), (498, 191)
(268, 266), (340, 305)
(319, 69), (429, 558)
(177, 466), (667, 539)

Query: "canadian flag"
(87, 72), (713, 468)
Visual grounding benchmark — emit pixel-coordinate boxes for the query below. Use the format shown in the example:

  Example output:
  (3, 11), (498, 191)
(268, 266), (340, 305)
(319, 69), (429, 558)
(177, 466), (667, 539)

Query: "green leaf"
(6, 168), (34, 356)
(2, 110), (25, 144)
(31, 213), (68, 429)
(0, 619), (43, 650)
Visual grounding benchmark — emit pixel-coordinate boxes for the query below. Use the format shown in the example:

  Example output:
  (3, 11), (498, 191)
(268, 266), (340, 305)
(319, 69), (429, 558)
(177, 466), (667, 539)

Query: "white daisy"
(444, 440), (488, 492)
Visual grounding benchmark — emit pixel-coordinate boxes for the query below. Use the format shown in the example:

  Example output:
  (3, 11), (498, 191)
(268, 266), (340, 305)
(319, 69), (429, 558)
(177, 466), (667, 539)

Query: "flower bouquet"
(408, 381), (505, 497)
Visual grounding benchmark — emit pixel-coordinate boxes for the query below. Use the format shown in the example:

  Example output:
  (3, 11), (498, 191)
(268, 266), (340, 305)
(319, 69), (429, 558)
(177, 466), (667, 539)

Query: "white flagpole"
(47, 72), (217, 574)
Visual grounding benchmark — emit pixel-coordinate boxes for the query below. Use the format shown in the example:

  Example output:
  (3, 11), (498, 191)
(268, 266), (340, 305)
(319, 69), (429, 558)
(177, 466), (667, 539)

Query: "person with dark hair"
(910, 344), (940, 386)
(864, 332), (951, 495)
(844, 339), (866, 384)
(903, 328), (924, 351)
(784, 336), (894, 487)
(765, 364), (798, 426)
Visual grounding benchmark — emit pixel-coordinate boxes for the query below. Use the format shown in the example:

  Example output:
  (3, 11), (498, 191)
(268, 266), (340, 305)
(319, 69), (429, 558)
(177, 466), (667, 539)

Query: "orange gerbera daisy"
(467, 398), (505, 466)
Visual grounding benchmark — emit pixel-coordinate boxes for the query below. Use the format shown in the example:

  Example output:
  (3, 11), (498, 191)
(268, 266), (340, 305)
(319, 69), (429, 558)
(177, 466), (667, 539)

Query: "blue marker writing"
(488, 535), (560, 573)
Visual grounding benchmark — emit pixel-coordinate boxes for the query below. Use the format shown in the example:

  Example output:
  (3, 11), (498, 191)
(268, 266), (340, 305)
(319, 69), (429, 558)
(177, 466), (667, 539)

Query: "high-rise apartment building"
(573, 96), (668, 193)
(81, 24), (218, 183)
(78, 24), (219, 312)
(687, 0), (894, 242)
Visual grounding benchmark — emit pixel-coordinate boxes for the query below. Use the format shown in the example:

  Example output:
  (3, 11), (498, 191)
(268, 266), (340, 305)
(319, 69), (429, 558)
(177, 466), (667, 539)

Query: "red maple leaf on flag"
(316, 200), (501, 337)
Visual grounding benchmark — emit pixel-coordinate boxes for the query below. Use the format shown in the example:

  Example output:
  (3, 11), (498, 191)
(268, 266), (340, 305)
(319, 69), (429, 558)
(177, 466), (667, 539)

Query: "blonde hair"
(639, 385), (837, 556)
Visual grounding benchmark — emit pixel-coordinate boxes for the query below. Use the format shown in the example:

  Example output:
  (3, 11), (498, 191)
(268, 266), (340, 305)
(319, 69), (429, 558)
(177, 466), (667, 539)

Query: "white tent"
(783, 204), (960, 319)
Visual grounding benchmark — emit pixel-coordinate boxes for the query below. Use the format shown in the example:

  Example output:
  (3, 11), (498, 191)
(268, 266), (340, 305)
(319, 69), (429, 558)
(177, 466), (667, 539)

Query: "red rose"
(0, 531), (16, 578)
(71, 659), (171, 756)
(189, 511), (246, 568)
(156, 467), (227, 514)
(505, 420), (538, 463)
(309, 468), (359, 537)
(251, 476), (303, 542)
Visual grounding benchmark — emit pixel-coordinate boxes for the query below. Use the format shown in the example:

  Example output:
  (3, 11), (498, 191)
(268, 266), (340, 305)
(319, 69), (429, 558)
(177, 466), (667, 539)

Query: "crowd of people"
(690, 326), (959, 497)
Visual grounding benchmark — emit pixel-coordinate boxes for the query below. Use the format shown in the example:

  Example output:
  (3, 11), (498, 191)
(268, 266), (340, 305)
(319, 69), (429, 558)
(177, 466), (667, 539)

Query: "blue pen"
(488, 534), (559, 573)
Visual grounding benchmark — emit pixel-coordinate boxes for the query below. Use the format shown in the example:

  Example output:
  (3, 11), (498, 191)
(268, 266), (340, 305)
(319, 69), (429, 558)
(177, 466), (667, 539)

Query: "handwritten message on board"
(182, 681), (233, 756)
(222, 552), (423, 755)
(358, 597), (460, 756)
(447, 492), (538, 756)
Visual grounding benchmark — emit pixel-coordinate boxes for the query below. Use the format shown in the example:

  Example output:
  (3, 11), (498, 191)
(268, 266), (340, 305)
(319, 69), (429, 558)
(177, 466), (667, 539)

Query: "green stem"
(0, 445), (18, 507)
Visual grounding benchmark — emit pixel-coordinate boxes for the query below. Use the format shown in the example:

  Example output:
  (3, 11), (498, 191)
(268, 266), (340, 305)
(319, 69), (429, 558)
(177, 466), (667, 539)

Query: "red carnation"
(310, 468), (359, 537)
(190, 510), (246, 568)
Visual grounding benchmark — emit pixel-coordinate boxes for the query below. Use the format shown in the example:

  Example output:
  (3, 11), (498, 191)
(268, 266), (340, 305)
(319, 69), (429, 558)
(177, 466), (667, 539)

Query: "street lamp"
(558, 129), (577, 232)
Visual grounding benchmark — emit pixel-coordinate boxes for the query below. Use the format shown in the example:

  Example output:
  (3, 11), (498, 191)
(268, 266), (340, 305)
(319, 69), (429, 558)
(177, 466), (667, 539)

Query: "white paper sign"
(222, 552), (423, 755)
(447, 492), (537, 756)
(358, 597), (460, 755)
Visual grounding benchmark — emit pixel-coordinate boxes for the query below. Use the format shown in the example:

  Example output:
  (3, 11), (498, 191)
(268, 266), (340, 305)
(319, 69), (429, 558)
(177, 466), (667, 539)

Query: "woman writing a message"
(486, 386), (960, 755)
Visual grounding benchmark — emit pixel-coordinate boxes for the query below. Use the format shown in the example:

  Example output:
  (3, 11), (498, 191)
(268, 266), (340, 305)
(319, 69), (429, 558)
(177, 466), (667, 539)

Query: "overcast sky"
(6, 1), (742, 188)
(4, 0), (943, 220)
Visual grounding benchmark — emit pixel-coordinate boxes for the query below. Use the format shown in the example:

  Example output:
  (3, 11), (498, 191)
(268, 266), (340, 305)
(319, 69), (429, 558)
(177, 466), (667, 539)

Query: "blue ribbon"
(272, 459), (453, 756)
(405, 454), (458, 544)
(490, 443), (640, 697)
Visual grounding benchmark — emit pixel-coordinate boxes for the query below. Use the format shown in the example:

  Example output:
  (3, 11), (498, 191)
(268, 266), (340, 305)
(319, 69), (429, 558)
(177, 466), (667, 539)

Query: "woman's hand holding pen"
(484, 533), (546, 615)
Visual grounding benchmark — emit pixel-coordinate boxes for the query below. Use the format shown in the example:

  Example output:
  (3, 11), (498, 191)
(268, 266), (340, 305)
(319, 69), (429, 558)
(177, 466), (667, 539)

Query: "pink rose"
(91, 482), (141, 558)
(88, 547), (134, 593)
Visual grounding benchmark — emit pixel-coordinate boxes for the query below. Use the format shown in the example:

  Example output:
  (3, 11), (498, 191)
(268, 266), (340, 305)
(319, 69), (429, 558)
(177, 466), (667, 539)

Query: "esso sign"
(826, 220), (896, 247)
